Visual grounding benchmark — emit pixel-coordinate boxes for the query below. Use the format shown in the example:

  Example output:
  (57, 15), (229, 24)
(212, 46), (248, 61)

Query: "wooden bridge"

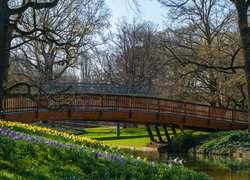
(1, 94), (248, 142)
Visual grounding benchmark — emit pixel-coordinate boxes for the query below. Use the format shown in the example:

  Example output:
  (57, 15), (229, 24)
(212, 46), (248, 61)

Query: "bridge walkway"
(1, 94), (248, 142)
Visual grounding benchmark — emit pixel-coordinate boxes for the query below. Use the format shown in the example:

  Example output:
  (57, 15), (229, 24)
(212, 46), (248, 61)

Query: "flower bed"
(0, 120), (210, 179)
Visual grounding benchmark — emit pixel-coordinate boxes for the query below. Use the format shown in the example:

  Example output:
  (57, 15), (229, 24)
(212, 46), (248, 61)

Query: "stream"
(123, 150), (250, 180)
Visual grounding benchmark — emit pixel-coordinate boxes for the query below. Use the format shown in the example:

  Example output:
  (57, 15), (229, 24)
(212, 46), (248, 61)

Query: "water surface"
(123, 150), (250, 180)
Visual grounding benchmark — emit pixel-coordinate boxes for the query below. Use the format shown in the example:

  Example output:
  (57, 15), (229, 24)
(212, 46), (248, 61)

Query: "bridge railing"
(1, 94), (248, 123)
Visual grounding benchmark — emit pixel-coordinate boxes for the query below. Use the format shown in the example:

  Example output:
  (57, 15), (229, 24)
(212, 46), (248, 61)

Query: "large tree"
(231, 0), (250, 132)
(8, 0), (110, 89)
(0, 0), (61, 112)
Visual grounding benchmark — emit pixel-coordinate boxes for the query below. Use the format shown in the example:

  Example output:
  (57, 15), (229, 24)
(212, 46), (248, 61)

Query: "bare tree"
(158, 0), (250, 131)
(0, 0), (60, 111)
(100, 18), (167, 94)
(160, 25), (245, 107)
(8, 0), (110, 90)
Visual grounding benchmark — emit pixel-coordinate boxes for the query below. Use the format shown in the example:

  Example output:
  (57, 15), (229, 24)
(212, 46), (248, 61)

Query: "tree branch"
(8, 33), (43, 50)
(161, 41), (244, 73)
(10, 23), (74, 47)
(10, 0), (59, 15)
(246, 0), (250, 8)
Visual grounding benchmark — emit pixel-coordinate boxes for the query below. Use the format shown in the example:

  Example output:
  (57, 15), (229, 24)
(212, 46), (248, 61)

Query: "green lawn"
(33, 123), (179, 147)
(81, 126), (176, 147)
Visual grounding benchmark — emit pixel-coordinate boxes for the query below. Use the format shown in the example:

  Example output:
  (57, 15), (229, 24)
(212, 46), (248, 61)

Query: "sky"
(105, 0), (167, 30)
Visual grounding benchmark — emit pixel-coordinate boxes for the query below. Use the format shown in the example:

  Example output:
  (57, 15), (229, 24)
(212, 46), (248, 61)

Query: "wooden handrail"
(1, 94), (248, 123)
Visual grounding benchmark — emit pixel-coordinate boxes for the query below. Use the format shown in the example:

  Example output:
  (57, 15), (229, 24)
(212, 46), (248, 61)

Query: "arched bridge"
(1, 94), (248, 132)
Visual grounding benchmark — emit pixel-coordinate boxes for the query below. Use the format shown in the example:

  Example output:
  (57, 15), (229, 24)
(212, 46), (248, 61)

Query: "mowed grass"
(81, 126), (177, 147)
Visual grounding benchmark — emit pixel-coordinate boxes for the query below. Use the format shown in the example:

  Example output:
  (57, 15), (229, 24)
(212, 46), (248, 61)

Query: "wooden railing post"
(68, 101), (71, 119)
(194, 104), (197, 117)
(184, 102), (186, 115)
(157, 99), (160, 113)
(35, 108), (39, 119)
(1, 96), (5, 112)
(208, 106), (211, 119)
(1, 96), (4, 119)
(99, 95), (103, 118)
(157, 99), (160, 121)
(232, 110), (234, 123)
(129, 97), (132, 111)
(36, 101), (39, 119)
(100, 95), (103, 110)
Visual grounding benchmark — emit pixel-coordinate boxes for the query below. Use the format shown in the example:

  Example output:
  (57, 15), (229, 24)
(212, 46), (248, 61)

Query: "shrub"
(171, 131), (202, 153)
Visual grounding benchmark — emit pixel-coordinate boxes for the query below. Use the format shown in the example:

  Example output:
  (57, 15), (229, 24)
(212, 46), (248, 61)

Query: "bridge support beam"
(155, 125), (163, 142)
(171, 124), (177, 136)
(116, 122), (120, 137)
(163, 124), (171, 142)
(146, 124), (155, 142)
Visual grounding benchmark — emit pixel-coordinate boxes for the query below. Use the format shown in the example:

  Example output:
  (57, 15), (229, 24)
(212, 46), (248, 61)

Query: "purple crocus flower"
(117, 161), (124, 167)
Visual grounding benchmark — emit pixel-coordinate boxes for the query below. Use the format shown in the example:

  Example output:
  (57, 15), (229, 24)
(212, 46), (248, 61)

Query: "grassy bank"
(172, 130), (250, 155)
(0, 120), (210, 179)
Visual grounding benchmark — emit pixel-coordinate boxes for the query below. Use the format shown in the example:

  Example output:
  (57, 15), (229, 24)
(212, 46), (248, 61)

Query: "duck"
(174, 157), (184, 164)
(166, 157), (184, 165)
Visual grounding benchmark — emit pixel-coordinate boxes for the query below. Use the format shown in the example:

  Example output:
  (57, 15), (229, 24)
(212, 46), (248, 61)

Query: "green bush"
(171, 130), (250, 155)
(171, 131), (203, 153)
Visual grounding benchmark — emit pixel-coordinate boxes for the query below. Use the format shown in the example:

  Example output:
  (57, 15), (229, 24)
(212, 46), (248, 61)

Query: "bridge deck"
(1, 94), (248, 131)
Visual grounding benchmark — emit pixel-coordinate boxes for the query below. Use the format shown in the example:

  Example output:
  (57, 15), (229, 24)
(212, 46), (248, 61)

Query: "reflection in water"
(122, 149), (250, 180)
(184, 154), (250, 180)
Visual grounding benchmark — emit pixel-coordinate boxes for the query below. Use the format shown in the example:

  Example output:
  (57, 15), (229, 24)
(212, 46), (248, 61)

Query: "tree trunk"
(234, 1), (250, 132)
(0, 1), (10, 114)
(246, 72), (250, 132)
